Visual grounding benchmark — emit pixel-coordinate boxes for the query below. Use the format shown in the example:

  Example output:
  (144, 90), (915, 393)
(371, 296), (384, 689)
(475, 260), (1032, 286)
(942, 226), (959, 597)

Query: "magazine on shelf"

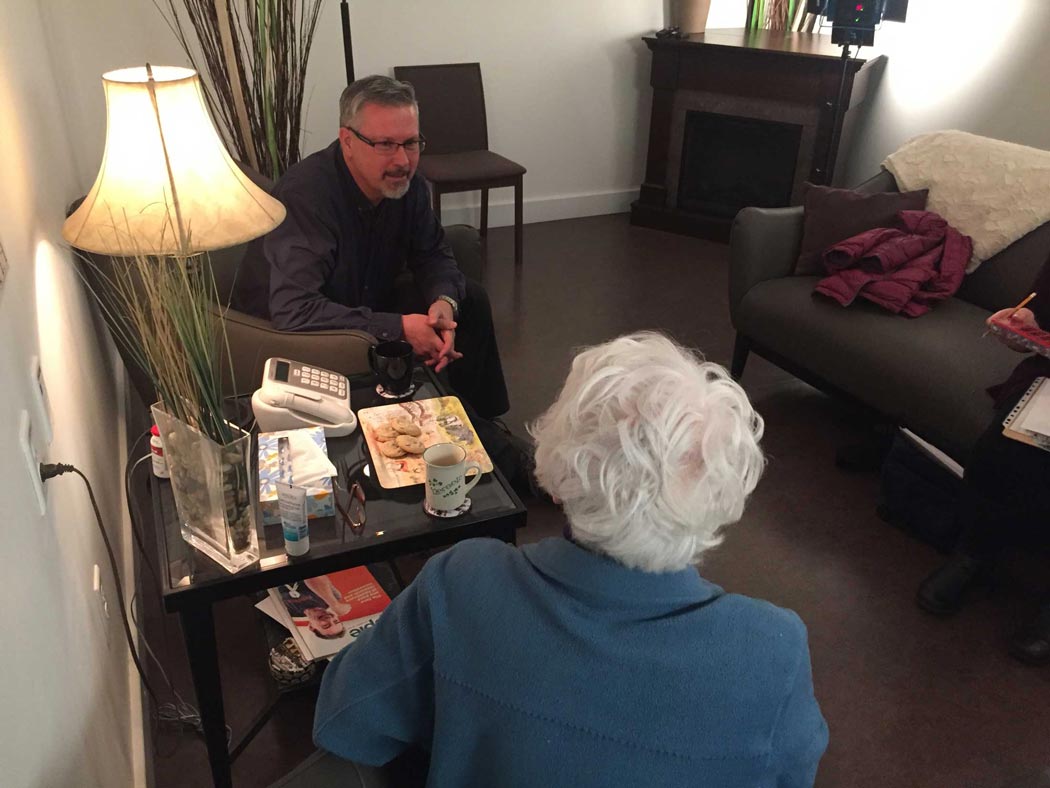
(260, 566), (392, 661)
(258, 593), (315, 661)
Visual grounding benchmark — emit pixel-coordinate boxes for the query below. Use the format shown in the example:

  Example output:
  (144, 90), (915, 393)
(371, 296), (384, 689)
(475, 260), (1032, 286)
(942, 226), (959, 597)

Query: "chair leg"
(731, 334), (751, 381)
(514, 175), (523, 267)
(480, 189), (489, 237)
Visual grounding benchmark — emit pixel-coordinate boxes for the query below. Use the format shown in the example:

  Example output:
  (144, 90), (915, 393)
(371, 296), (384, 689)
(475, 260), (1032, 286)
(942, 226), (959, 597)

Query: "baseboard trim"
(438, 188), (639, 228)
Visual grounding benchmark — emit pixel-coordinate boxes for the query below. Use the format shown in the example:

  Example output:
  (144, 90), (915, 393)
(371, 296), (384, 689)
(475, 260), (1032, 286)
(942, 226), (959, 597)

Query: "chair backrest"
(209, 242), (251, 305)
(214, 162), (274, 309)
(394, 63), (489, 155)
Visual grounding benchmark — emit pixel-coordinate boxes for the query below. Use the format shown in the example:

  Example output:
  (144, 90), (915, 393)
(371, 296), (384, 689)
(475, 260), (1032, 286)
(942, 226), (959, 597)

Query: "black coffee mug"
(369, 340), (415, 396)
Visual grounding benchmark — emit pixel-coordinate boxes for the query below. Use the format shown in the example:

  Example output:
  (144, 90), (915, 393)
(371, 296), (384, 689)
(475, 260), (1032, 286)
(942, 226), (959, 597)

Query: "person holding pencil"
(917, 257), (1050, 665)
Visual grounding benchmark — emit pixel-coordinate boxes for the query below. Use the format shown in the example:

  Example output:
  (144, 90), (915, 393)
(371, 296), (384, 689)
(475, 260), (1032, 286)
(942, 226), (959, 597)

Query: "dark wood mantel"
(632, 28), (886, 240)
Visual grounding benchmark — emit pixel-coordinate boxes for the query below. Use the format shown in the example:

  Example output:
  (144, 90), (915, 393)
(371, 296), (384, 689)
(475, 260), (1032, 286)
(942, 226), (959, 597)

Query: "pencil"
(983, 292), (1037, 337)
(1008, 292), (1037, 319)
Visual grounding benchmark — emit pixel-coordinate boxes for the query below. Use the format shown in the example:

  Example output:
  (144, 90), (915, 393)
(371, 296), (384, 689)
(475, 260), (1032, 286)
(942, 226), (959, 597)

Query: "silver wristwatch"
(436, 294), (459, 316)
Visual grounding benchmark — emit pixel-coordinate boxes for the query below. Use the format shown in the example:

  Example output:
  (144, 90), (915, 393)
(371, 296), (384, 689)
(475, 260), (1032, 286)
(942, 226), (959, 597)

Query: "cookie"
(391, 417), (421, 436)
(395, 434), (426, 454)
(374, 424), (399, 441)
(377, 440), (406, 459)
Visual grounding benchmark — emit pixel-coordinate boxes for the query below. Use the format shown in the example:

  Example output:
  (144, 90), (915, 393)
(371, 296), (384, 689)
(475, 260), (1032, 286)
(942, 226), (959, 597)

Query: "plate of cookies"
(357, 396), (494, 489)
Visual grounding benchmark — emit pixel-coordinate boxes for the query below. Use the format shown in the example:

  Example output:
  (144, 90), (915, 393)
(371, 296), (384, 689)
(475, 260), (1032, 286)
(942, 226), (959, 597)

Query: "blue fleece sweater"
(314, 537), (828, 787)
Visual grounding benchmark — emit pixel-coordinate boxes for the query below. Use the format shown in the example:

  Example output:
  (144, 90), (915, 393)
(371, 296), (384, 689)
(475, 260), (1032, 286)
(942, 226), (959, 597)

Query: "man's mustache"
(384, 168), (411, 178)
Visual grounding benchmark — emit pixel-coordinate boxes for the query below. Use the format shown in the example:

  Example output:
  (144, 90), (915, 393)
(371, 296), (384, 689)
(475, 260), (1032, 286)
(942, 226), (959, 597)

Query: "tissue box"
(258, 427), (335, 525)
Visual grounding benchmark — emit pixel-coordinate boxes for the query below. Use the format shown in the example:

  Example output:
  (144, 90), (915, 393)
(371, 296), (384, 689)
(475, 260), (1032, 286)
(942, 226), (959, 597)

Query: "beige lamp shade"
(63, 65), (285, 256)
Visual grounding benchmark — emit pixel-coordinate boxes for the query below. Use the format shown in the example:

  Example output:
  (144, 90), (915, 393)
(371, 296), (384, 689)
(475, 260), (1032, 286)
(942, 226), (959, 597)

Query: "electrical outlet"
(93, 564), (110, 618)
(29, 356), (53, 445)
(92, 563), (112, 649)
(18, 410), (46, 515)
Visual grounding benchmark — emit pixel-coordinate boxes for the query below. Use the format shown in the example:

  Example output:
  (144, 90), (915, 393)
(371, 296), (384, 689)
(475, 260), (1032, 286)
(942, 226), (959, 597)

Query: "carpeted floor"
(146, 214), (1050, 788)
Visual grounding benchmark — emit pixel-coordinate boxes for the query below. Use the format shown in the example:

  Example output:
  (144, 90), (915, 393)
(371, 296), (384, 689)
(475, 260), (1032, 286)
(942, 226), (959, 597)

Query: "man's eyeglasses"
(344, 125), (426, 155)
(334, 479), (366, 536)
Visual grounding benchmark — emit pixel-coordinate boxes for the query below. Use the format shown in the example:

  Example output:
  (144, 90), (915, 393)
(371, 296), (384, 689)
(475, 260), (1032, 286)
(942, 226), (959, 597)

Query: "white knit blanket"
(883, 130), (1050, 272)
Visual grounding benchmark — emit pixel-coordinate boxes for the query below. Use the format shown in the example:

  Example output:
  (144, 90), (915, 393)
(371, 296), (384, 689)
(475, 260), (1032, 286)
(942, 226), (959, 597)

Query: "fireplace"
(677, 111), (803, 219)
(632, 29), (885, 241)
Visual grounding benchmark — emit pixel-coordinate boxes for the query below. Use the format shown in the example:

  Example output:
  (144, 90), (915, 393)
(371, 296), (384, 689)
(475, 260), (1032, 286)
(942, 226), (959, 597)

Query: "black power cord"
(44, 459), (234, 747)
(41, 462), (160, 705)
(126, 453), (162, 592)
(125, 428), (162, 591)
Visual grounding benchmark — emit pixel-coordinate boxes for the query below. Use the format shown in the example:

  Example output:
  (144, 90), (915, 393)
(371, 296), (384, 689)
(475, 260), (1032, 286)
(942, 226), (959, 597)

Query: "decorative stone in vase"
(673, 0), (713, 34)
(152, 403), (259, 574)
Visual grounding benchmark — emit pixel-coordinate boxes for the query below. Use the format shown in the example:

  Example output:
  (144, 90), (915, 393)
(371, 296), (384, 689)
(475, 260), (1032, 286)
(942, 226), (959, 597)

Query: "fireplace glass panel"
(678, 111), (803, 219)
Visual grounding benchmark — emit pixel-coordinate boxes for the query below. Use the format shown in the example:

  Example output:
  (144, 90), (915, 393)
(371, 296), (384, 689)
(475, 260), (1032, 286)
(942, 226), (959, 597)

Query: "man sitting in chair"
(234, 75), (509, 421)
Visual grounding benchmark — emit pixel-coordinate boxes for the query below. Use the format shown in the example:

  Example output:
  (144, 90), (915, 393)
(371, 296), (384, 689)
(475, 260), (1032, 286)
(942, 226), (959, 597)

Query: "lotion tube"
(276, 481), (310, 556)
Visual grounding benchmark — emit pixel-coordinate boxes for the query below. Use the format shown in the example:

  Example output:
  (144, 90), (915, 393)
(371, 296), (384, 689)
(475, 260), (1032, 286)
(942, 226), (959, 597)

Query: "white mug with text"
(423, 443), (482, 513)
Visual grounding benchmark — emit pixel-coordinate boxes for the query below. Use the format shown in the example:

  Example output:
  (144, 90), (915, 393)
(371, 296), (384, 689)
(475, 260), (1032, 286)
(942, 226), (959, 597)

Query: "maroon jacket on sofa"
(814, 210), (973, 317)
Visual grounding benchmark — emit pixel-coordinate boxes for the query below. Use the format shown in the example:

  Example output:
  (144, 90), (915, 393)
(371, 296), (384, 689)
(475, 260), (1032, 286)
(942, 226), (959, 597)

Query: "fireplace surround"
(632, 29), (885, 241)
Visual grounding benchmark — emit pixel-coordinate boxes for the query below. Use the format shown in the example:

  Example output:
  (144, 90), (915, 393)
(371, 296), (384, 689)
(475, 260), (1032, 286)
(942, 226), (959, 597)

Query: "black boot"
(916, 554), (988, 616)
(1010, 603), (1050, 666)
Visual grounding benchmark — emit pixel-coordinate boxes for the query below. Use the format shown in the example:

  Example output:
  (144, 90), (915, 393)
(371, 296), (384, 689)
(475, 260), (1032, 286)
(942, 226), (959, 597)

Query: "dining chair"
(393, 63), (526, 266)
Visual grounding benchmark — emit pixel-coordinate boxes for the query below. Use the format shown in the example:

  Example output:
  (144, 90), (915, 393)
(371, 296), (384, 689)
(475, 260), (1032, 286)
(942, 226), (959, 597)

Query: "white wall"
(50, 0), (747, 228)
(52, 0), (1050, 228)
(843, 0), (1050, 183)
(307, 0), (745, 225)
(321, 0), (661, 225)
(0, 3), (140, 787)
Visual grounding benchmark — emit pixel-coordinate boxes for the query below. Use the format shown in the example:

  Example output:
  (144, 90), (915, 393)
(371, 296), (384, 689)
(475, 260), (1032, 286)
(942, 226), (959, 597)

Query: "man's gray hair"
(529, 332), (766, 573)
(339, 75), (417, 128)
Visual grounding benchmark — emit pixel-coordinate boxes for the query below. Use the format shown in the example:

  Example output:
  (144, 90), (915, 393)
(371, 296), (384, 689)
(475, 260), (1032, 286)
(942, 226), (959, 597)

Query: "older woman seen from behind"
(314, 332), (828, 788)
(532, 331), (767, 572)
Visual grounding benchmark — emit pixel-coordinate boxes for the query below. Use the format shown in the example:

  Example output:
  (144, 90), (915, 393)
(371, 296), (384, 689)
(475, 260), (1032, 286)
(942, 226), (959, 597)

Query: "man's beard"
(379, 168), (412, 199)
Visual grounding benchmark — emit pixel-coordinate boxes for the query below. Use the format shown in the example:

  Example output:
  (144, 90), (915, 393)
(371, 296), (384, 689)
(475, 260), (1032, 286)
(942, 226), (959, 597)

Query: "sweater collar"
(521, 537), (722, 608)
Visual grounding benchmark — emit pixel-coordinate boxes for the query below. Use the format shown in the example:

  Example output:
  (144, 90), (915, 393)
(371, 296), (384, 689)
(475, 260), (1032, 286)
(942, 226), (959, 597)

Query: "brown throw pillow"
(795, 183), (929, 275)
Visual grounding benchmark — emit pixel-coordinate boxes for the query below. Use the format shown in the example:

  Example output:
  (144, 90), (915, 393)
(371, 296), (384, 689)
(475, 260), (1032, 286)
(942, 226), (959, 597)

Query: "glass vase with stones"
(151, 403), (259, 573)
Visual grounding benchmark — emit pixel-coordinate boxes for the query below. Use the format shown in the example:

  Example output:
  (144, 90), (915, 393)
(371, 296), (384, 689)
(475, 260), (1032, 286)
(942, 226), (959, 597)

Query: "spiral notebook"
(1002, 377), (1050, 451)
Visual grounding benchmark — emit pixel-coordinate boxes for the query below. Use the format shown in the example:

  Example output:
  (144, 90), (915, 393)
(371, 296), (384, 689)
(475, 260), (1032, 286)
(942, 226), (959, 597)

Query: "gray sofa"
(729, 170), (1050, 464)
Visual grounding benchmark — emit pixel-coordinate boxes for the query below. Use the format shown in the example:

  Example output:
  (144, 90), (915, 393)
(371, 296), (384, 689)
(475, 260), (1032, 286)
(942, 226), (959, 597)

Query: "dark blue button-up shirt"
(236, 141), (465, 342)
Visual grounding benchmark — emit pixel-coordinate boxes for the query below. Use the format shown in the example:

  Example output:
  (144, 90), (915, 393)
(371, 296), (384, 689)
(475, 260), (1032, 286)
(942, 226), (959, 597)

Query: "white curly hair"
(529, 332), (766, 573)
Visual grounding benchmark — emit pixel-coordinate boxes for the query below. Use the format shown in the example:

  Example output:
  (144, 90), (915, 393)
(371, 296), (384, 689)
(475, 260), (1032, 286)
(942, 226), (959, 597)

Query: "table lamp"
(62, 64), (287, 575)
(62, 64), (285, 256)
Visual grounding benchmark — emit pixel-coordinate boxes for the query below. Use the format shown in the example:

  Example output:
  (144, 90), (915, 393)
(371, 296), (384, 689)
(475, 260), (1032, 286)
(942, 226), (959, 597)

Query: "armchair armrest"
(853, 168), (898, 194)
(728, 206), (805, 324)
(213, 306), (376, 396)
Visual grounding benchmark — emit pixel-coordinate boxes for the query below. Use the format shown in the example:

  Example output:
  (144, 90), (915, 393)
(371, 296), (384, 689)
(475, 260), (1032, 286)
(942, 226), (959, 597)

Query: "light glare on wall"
(882, 0), (1025, 109)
